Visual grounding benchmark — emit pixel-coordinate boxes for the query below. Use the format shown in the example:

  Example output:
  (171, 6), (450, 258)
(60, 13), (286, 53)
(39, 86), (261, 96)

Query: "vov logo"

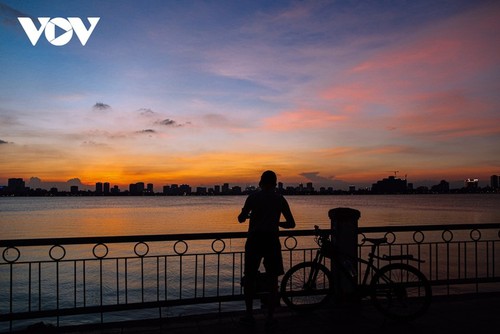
(18, 17), (100, 46)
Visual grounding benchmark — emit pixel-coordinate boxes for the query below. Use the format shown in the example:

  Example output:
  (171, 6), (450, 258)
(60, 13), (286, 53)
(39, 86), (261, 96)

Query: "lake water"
(1, 194), (500, 239)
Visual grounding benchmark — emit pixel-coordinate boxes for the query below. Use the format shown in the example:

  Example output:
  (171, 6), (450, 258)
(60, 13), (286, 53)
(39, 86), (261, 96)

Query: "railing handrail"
(1, 223), (499, 247)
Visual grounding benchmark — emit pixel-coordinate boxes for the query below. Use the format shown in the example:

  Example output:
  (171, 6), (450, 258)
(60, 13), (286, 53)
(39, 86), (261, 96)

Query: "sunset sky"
(1, 0), (499, 190)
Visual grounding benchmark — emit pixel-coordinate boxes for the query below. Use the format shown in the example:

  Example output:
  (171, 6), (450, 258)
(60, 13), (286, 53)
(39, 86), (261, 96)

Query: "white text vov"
(18, 17), (100, 46)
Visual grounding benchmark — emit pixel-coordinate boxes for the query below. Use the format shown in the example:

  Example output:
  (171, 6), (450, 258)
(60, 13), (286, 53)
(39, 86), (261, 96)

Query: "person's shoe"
(239, 315), (256, 327)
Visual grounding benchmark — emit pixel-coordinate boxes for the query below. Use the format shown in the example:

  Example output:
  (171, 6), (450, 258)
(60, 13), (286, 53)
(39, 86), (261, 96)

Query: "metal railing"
(1, 223), (499, 332)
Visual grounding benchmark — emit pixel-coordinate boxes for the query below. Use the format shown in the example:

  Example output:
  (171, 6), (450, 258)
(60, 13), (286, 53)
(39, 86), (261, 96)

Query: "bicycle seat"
(362, 237), (387, 245)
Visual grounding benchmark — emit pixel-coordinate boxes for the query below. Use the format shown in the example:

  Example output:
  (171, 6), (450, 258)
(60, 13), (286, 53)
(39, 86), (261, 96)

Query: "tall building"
(491, 175), (499, 189)
(104, 182), (110, 194)
(147, 183), (154, 194)
(7, 178), (26, 195)
(371, 176), (407, 194)
(95, 182), (103, 194)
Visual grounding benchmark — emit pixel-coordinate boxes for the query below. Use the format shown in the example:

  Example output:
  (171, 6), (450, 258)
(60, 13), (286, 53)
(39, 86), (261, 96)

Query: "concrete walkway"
(18, 293), (500, 334)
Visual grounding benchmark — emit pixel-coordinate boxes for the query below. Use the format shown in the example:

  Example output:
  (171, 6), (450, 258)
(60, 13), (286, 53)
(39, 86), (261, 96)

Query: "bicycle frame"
(312, 233), (422, 297)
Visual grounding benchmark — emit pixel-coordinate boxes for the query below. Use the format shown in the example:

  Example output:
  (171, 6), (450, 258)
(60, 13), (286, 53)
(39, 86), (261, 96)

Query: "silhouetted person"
(238, 170), (295, 327)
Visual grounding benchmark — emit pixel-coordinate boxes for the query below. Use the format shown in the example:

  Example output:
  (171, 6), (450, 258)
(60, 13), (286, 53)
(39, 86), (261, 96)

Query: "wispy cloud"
(263, 109), (345, 131)
(92, 102), (111, 111)
(136, 129), (156, 134)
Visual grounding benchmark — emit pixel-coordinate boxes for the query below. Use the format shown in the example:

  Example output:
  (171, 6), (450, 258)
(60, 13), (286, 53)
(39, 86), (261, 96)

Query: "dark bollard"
(329, 207), (360, 300)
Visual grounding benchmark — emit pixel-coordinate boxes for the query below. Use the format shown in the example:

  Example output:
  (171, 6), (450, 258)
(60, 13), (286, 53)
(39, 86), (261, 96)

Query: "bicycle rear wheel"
(370, 263), (431, 320)
(280, 261), (332, 311)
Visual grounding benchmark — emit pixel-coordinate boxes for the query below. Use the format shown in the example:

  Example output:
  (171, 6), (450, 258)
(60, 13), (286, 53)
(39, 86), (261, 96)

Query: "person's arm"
(278, 197), (295, 229)
(238, 196), (252, 223)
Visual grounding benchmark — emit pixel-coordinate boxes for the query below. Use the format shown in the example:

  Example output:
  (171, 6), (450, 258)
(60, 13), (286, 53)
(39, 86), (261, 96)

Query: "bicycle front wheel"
(280, 261), (332, 311)
(370, 263), (431, 320)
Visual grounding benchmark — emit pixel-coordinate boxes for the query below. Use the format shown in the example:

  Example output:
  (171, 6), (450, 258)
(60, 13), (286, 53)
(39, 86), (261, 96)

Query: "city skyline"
(1, 1), (500, 187)
(2, 173), (499, 194)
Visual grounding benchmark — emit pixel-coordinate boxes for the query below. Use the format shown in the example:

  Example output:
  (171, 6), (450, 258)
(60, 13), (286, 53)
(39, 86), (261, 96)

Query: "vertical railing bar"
(179, 255), (183, 299)
(165, 255), (168, 301)
(83, 260), (86, 307)
(100, 258), (103, 323)
(116, 258), (120, 304)
(56, 261), (60, 327)
(125, 259), (128, 304)
(9, 263), (13, 315)
(195, 255), (198, 298)
(74, 261), (77, 308)
(486, 241), (490, 278)
(240, 252), (243, 294)
(157, 256), (160, 302)
(458, 242), (462, 280)
(435, 243), (439, 282)
(202, 254), (206, 298)
(38, 262), (42, 312)
(231, 253), (235, 295)
(492, 241), (496, 278)
(428, 243), (432, 281)
(141, 257), (145, 303)
(157, 256), (161, 319)
(464, 241), (468, 279)
(29, 262), (32, 312)
(474, 239), (479, 293)
(446, 240), (450, 295)
(217, 252), (221, 312)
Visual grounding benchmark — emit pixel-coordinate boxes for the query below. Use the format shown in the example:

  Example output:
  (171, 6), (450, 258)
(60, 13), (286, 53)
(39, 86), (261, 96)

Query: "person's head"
(259, 170), (277, 189)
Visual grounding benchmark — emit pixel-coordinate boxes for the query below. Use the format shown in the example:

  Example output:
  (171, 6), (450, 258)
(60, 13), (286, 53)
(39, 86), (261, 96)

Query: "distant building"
(111, 185), (120, 194)
(95, 182), (103, 194)
(8, 178), (26, 195)
(465, 178), (479, 189)
(232, 186), (242, 194)
(196, 187), (207, 195)
(104, 182), (110, 194)
(179, 184), (191, 195)
(147, 183), (154, 194)
(371, 176), (407, 194)
(431, 180), (450, 193)
(491, 175), (499, 189)
(70, 186), (79, 194)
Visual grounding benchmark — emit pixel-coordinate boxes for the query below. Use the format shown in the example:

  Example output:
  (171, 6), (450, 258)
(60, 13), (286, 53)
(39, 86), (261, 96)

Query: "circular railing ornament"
(384, 231), (396, 244)
(413, 231), (425, 244)
(211, 239), (226, 253)
(92, 243), (109, 259)
(441, 230), (453, 243)
(284, 236), (297, 250)
(134, 242), (150, 257)
(470, 229), (481, 242)
(2, 246), (21, 263)
(359, 233), (367, 246)
(173, 240), (188, 255)
(49, 245), (66, 261)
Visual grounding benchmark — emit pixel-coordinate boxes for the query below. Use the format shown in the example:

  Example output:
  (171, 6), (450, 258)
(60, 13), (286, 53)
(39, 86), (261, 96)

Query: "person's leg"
(244, 275), (255, 316)
(267, 274), (278, 318)
(262, 237), (284, 324)
(241, 238), (260, 325)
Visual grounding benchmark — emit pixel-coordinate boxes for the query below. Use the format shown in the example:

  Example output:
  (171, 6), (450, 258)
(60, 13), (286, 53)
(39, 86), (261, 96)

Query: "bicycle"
(280, 226), (432, 320)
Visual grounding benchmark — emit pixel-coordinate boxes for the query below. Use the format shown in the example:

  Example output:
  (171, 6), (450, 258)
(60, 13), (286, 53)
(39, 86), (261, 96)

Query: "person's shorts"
(244, 233), (284, 277)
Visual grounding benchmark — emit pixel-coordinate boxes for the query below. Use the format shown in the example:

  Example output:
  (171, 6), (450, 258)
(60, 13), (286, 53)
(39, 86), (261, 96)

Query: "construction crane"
(386, 171), (399, 177)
